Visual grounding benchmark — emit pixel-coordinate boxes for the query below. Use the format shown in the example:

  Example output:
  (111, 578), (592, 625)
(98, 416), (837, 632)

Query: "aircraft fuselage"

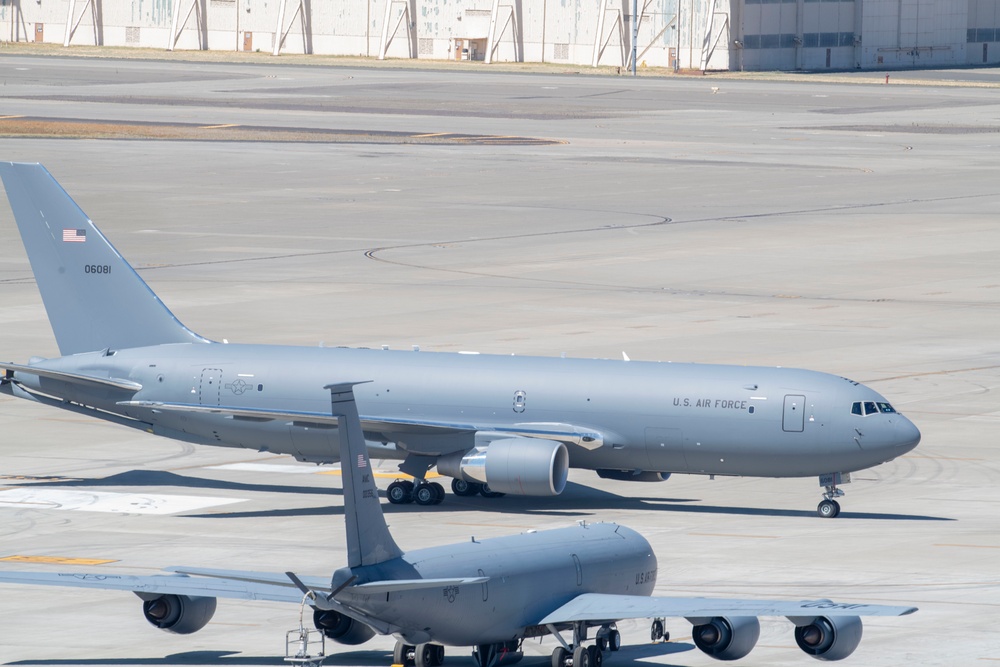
(11, 342), (920, 479)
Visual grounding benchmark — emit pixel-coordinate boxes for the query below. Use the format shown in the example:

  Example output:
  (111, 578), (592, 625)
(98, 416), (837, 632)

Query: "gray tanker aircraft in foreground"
(0, 163), (921, 517)
(0, 382), (917, 667)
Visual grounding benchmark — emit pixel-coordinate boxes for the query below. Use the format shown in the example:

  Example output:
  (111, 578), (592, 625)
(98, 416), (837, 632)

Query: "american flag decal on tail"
(62, 229), (86, 243)
(357, 454), (367, 468)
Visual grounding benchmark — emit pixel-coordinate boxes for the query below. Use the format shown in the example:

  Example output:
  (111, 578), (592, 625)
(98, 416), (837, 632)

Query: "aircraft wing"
(538, 593), (918, 625)
(2, 362), (142, 392)
(118, 401), (605, 452)
(0, 570), (304, 604)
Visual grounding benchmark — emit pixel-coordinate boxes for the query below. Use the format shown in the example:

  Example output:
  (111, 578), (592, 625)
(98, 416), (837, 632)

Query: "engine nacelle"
(793, 616), (862, 661)
(690, 616), (760, 661)
(141, 595), (216, 634)
(313, 609), (377, 645)
(438, 438), (569, 496)
(597, 469), (671, 482)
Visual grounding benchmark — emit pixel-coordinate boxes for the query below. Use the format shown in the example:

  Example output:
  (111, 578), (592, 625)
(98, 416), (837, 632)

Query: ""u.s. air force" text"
(673, 398), (748, 410)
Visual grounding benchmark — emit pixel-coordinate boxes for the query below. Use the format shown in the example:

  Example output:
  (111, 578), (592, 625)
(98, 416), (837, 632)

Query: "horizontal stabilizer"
(2, 362), (142, 392)
(164, 566), (330, 593)
(538, 593), (918, 625)
(344, 577), (489, 596)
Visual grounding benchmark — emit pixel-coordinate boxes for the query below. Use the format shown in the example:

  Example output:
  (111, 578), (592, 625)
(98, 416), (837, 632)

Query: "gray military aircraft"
(0, 162), (921, 517)
(0, 381), (916, 667)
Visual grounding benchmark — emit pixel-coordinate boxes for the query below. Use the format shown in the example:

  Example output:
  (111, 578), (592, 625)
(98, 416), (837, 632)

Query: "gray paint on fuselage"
(24, 342), (918, 478)
(337, 522), (656, 646)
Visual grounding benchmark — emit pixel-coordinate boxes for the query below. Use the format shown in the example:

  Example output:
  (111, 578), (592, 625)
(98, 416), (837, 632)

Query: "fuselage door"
(199, 368), (223, 406)
(782, 394), (805, 432)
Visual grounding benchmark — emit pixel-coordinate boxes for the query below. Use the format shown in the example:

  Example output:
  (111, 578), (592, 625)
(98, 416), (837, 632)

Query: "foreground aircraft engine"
(438, 438), (569, 496)
(793, 616), (863, 661)
(141, 594), (216, 634)
(690, 616), (760, 661)
(313, 609), (377, 645)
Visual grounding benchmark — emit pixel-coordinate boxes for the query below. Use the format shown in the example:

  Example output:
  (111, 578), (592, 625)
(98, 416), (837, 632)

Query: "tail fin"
(327, 382), (404, 568)
(0, 162), (210, 355)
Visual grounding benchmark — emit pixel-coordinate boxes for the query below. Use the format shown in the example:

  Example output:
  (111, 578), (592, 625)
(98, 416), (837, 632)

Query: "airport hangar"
(4, 0), (1000, 71)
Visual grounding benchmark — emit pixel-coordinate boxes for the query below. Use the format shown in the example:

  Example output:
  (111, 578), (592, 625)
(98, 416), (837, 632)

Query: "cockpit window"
(851, 401), (897, 416)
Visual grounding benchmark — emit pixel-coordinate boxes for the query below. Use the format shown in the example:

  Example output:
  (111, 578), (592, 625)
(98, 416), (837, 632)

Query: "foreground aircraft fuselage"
(0, 162), (921, 516)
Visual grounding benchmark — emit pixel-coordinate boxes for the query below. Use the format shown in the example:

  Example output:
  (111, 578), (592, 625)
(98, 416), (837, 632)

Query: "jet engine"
(597, 469), (671, 482)
(690, 616), (760, 661)
(141, 594), (216, 634)
(437, 438), (569, 496)
(793, 616), (862, 661)
(313, 609), (377, 645)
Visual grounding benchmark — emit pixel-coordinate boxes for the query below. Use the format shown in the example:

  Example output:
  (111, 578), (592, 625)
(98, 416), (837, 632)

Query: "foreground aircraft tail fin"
(0, 162), (210, 355)
(327, 382), (404, 568)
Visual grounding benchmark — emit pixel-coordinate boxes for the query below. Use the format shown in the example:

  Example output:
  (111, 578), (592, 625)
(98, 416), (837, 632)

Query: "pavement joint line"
(199, 123), (241, 129)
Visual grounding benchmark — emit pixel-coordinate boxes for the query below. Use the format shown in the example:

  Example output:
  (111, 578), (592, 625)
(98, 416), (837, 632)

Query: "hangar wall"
(2, 0), (999, 70)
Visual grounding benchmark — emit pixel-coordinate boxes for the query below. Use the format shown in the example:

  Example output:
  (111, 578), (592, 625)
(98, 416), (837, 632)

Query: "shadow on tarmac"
(12, 472), (954, 522)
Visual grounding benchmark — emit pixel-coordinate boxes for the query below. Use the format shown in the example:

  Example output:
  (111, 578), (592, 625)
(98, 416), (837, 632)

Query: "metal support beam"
(272, 0), (312, 55)
(167, 0), (207, 51)
(699, 0), (718, 71)
(9, 0), (29, 43)
(625, 0), (665, 70)
(591, 0), (625, 68)
(485, 0), (521, 63)
(377, 0), (417, 60)
(63, 0), (103, 47)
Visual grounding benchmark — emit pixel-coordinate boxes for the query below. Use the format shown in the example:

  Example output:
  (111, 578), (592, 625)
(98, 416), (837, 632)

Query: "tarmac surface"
(1, 53), (999, 666)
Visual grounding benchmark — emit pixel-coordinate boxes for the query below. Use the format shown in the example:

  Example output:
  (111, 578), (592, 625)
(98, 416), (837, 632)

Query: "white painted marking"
(212, 462), (327, 475)
(0, 489), (244, 514)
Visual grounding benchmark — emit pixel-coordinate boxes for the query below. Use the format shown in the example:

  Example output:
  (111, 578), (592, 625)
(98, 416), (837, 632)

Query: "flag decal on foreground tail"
(62, 228), (86, 242)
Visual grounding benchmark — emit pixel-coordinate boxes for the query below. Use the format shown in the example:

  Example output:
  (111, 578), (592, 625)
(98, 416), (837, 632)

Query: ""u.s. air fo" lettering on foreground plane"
(0, 163), (920, 517)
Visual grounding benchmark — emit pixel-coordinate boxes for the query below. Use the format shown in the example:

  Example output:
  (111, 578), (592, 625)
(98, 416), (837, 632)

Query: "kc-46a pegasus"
(0, 163), (921, 517)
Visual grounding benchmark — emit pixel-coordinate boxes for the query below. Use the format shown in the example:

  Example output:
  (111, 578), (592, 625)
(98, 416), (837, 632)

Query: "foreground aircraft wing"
(538, 593), (918, 625)
(0, 570), (304, 604)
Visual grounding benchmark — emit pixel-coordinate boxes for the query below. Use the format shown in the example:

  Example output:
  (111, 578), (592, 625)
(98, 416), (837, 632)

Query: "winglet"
(326, 382), (404, 568)
(0, 162), (211, 355)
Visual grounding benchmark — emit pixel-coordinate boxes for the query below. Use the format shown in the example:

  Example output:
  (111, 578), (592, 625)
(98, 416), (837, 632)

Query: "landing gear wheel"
(608, 629), (621, 652)
(451, 478), (479, 496)
(414, 483), (439, 506)
(387, 480), (414, 505)
(572, 646), (590, 667)
(394, 640), (415, 666)
(589, 645), (603, 667)
(650, 619), (664, 642)
(480, 484), (506, 499)
(551, 646), (569, 667)
(596, 638), (607, 652)
(428, 481), (445, 504)
(817, 499), (841, 518)
(415, 643), (443, 667)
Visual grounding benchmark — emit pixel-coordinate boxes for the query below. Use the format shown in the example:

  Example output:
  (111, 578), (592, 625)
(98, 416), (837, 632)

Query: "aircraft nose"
(894, 415), (922, 454)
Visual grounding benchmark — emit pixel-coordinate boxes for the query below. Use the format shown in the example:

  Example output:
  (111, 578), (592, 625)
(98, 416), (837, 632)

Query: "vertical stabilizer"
(327, 383), (404, 568)
(0, 162), (210, 355)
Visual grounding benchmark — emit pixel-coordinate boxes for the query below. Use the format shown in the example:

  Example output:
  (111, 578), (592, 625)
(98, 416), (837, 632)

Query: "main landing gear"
(385, 479), (507, 506)
(817, 472), (850, 518)
(550, 623), (621, 667)
(393, 640), (445, 667)
(385, 479), (445, 506)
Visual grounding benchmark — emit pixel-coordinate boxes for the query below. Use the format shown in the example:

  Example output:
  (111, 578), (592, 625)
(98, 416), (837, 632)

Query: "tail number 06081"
(85, 264), (112, 274)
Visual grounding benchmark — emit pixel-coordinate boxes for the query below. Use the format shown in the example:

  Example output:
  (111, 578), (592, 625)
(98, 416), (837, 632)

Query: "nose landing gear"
(817, 472), (850, 518)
